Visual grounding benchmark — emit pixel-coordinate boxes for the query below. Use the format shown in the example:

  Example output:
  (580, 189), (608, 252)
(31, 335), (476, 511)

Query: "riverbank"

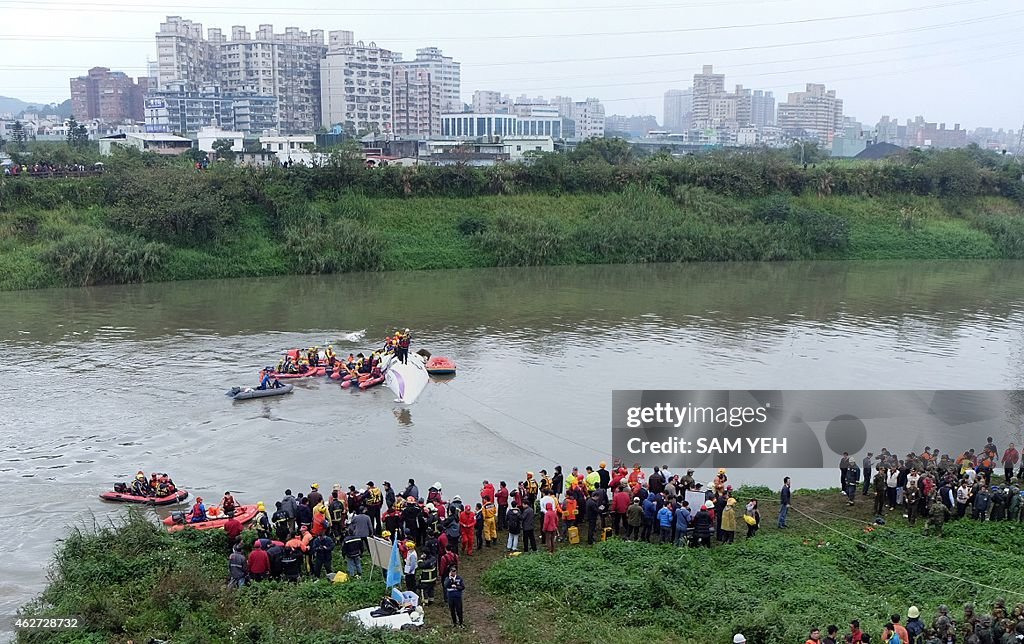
(3, 149), (1024, 290)
(16, 487), (1023, 643)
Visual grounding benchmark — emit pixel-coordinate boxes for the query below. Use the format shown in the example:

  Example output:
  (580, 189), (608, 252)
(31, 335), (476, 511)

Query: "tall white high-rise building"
(320, 34), (397, 135)
(663, 88), (693, 133)
(777, 83), (843, 146)
(156, 16), (218, 89)
(692, 64), (725, 128)
(572, 97), (605, 140)
(154, 16), (326, 134)
(751, 90), (775, 128)
(394, 47), (461, 113)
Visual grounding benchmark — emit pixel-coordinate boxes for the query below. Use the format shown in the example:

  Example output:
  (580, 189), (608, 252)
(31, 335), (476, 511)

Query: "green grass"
(20, 491), (1024, 644)
(4, 187), (1024, 290)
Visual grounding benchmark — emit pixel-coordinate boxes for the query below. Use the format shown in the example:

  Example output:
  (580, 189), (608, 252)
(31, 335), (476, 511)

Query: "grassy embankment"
(3, 147), (1024, 291)
(18, 487), (1023, 644)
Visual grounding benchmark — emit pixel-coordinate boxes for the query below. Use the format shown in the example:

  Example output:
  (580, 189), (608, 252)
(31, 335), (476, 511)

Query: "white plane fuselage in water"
(384, 353), (429, 404)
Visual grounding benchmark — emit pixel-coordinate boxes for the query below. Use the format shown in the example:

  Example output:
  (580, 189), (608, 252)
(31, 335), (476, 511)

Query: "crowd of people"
(834, 437), (1024, 534)
(203, 435), (1024, 636)
(772, 600), (1024, 644)
(112, 470), (178, 497)
(2, 161), (97, 176)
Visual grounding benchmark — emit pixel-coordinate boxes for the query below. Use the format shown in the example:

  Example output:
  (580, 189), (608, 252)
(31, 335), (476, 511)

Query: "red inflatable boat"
(270, 366), (326, 379)
(100, 489), (189, 506)
(164, 504), (259, 533)
(426, 356), (457, 375)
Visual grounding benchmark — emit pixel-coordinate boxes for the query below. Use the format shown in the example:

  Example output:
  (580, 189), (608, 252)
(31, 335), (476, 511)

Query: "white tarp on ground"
(346, 606), (425, 631)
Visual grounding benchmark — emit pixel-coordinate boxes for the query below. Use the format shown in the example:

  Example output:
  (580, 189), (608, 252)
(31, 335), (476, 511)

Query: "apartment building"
(393, 67), (440, 137)
(154, 16), (326, 134)
(320, 32), (397, 135)
(692, 64), (725, 128)
(663, 88), (693, 133)
(70, 67), (152, 122)
(144, 84), (278, 135)
(394, 47), (461, 113)
(777, 83), (844, 146)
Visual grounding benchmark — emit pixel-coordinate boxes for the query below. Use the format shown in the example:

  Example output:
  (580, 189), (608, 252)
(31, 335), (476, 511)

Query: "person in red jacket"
(459, 507), (477, 556)
(247, 540), (271, 582)
(223, 516), (244, 545)
(496, 482), (510, 530)
(480, 480), (495, 503)
(612, 484), (631, 536)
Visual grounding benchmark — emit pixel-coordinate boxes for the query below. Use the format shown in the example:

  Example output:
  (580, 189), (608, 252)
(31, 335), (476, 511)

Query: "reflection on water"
(2, 260), (1024, 616)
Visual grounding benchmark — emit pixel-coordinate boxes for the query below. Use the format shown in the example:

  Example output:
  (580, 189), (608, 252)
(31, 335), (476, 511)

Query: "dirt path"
(421, 537), (510, 643)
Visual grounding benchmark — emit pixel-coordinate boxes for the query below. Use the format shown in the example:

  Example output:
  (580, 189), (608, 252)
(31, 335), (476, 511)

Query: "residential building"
(831, 117), (868, 158)
(395, 47), (461, 113)
(392, 67), (440, 137)
(504, 136), (554, 160)
(214, 24), (326, 134)
(777, 83), (844, 147)
(663, 88), (693, 133)
(144, 84), (278, 135)
(260, 134), (316, 164)
(751, 90), (775, 128)
(98, 132), (193, 156)
(70, 67), (150, 122)
(320, 33), (397, 135)
(155, 17), (219, 89)
(571, 97), (605, 140)
(155, 16), (326, 134)
(472, 90), (510, 114)
(196, 125), (245, 153)
(692, 64), (725, 128)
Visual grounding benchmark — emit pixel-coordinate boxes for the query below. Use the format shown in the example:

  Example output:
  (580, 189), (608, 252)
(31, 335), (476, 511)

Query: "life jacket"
(398, 335), (410, 349)
(329, 499), (347, 523)
(564, 498), (578, 519)
(525, 479), (539, 496)
(540, 476), (552, 493)
(367, 487), (383, 505)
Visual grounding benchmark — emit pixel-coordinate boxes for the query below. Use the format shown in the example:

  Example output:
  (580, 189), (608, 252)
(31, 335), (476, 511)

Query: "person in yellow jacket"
(482, 500), (498, 547)
(584, 466), (600, 492)
(720, 497), (737, 544)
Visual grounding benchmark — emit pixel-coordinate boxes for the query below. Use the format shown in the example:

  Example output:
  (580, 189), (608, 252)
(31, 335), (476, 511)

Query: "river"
(2, 260), (1024, 618)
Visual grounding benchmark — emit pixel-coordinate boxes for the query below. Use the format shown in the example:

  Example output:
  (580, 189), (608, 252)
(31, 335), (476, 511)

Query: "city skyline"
(0, 0), (1022, 130)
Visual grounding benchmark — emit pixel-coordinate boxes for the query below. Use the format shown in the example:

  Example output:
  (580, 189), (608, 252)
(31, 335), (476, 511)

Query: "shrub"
(755, 194), (794, 223)
(38, 229), (168, 286)
(475, 212), (570, 266)
(283, 218), (386, 274)
(791, 208), (850, 251)
(456, 215), (487, 236)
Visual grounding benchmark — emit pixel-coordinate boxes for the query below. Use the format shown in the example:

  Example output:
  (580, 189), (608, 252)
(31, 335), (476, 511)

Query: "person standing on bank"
(778, 477), (792, 528)
(443, 566), (465, 627)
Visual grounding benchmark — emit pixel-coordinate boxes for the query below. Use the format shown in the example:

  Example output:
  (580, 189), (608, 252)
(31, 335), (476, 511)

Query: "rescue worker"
(222, 492), (237, 517)
(247, 540), (271, 582)
(482, 498), (498, 547)
(417, 548), (438, 605)
(131, 471), (151, 497)
(253, 502), (271, 539)
(925, 495), (946, 536)
(189, 497), (208, 523)
(459, 504), (477, 556)
(397, 329), (411, 364)
(365, 481), (384, 533)
(227, 544), (247, 588)
(524, 472), (539, 508)
(310, 532), (335, 578)
(272, 501), (290, 542)
(324, 345), (336, 367)
(328, 490), (348, 539)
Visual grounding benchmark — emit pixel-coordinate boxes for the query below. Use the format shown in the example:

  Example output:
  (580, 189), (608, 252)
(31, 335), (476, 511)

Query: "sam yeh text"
(626, 436), (788, 455)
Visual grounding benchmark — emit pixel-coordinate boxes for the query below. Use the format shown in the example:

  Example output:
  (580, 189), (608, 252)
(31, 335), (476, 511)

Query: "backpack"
(506, 509), (522, 534)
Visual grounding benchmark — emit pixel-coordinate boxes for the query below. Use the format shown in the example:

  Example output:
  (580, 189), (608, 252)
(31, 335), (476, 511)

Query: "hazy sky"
(0, 0), (1021, 129)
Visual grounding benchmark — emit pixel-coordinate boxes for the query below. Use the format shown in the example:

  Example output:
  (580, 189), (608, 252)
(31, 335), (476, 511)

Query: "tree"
(10, 121), (27, 150)
(65, 116), (89, 148)
(788, 140), (827, 165)
(569, 137), (634, 165)
(211, 138), (236, 162)
(183, 147), (208, 165)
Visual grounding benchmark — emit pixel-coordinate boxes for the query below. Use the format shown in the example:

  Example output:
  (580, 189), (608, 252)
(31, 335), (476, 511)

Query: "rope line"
(791, 505), (1024, 598)
(447, 384), (609, 457)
